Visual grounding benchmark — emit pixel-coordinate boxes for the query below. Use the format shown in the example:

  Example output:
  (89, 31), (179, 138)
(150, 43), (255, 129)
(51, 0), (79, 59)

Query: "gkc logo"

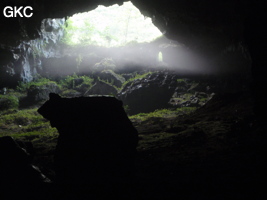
(3, 6), (33, 18)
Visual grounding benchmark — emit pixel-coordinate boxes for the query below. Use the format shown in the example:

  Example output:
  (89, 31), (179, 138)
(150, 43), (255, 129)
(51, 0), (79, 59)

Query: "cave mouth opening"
(62, 1), (163, 47)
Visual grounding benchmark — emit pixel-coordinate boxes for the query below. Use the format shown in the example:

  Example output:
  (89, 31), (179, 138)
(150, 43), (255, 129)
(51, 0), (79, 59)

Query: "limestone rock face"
(0, 18), (65, 87)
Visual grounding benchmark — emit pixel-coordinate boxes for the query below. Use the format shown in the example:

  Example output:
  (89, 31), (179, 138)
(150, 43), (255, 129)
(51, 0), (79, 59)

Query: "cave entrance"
(62, 1), (162, 47)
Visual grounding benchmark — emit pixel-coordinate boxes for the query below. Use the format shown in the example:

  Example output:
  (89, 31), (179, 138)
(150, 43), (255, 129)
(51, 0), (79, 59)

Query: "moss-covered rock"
(27, 82), (60, 102)
(99, 69), (125, 88)
(118, 71), (177, 115)
(0, 95), (19, 111)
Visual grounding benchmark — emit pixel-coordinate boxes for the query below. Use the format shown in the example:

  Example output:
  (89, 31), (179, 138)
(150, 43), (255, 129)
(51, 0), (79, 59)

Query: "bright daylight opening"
(62, 1), (163, 47)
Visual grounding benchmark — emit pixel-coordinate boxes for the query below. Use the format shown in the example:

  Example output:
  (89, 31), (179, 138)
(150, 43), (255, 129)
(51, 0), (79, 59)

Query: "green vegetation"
(0, 68), (205, 149)
(16, 77), (57, 93)
(0, 108), (58, 141)
(0, 95), (19, 110)
(61, 2), (162, 47)
(177, 78), (186, 83)
(130, 107), (196, 122)
(121, 71), (153, 88)
(16, 73), (94, 95)
(59, 74), (94, 90)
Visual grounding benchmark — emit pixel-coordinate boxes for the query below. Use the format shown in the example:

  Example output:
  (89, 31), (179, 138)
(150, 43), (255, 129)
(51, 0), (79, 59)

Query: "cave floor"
(17, 91), (267, 200)
(132, 92), (266, 199)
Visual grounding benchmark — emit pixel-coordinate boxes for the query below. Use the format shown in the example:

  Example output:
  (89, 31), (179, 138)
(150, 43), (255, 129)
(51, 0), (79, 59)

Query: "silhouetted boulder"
(0, 136), (51, 199)
(37, 93), (138, 196)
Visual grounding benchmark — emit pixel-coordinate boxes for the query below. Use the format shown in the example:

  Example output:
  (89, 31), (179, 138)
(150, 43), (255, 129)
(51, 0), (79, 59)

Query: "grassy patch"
(0, 108), (58, 142)
(129, 107), (197, 134)
(16, 77), (57, 93)
(130, 107), (197, 122)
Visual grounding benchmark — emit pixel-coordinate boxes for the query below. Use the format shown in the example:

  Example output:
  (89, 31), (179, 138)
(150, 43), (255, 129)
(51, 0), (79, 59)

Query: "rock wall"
(0, 18), (65, 87)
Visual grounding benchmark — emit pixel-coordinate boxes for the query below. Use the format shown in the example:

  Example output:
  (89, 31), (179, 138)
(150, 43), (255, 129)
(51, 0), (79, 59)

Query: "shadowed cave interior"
(0, 0), (267, 199)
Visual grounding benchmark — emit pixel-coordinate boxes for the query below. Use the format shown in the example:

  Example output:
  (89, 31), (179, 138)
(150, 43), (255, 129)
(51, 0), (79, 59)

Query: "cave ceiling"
(0, 0), (255, 49)
(0, 0), (266, 84)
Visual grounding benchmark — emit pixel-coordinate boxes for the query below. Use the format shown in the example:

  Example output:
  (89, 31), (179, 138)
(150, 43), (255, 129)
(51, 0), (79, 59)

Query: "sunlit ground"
(63, 1), (163, 47)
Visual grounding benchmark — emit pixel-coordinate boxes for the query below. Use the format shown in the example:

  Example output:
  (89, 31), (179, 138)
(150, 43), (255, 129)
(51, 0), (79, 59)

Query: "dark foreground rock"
(0, 136), (51, 199)
(37, 93), (139, 199)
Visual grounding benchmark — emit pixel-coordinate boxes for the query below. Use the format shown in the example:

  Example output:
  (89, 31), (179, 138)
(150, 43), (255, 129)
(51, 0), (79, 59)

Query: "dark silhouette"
(37, 93), (138, 198)
(0, 136), (51, 199)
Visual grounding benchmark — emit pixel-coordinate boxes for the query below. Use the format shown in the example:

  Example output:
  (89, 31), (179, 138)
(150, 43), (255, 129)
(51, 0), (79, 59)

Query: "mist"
(40, 1), (251, 79)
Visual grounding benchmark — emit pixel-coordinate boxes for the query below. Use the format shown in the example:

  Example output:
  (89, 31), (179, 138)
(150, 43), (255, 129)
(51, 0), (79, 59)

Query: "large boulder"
(27, 82), (60, 102)
(118, 71), (178, 115)
(0, 136), (51, 199)
(37, 93), (138, 196)
(84, 80), (118, 96)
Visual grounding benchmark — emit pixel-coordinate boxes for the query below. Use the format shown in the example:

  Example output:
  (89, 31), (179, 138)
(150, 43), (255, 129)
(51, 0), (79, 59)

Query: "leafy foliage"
(59, 74), (94, 90)
(16, 77), (57, 93)
(60, 2), (162, 47)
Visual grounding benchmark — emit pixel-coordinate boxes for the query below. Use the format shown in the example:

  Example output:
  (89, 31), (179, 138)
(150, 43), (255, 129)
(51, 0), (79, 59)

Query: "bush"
(0, 95), (19, 111)
(59, 74), (94, 90)
(17, 77), (57, 93)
